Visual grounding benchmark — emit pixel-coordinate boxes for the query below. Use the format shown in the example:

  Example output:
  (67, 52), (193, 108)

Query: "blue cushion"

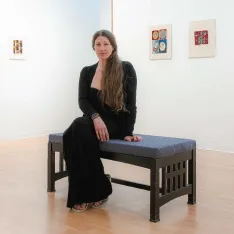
(49, 132), (63, 144)
(49, 133), (196, 159)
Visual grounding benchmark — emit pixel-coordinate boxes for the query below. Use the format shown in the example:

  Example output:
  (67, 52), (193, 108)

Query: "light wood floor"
(0, 137), (234, 234)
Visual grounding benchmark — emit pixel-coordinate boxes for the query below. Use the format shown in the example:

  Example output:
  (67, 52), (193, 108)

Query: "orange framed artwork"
(9, 36), (26, 60)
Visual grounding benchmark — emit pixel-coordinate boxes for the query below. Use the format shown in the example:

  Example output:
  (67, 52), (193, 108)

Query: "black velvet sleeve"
(78, 67), (97, 116)
(124, 62), (137, 136)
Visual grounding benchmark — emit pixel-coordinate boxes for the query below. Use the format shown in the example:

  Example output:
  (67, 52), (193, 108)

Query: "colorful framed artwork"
(149, 24), (172, 60)
(9, 37), (26, 60)
(189, 19), (216, 58)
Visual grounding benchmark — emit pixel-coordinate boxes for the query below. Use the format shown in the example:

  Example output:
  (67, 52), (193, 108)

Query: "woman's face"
(94, 36), (114, 60)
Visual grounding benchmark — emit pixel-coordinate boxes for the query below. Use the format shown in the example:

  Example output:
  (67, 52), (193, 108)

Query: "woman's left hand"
(124, 135), (142, 142)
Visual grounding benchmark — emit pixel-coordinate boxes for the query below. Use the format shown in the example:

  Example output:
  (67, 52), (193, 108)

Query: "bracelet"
(91, 113), (100, 120)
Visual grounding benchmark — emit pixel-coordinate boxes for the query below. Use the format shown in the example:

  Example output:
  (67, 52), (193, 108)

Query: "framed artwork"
(149, 24), (172, 60)
(9, 37), (26, 60)
(189, 19), (216, 58)
(111, 0), (113, 32)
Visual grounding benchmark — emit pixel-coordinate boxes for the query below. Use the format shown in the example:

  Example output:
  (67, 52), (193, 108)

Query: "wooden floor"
(0, 137), (234, 234)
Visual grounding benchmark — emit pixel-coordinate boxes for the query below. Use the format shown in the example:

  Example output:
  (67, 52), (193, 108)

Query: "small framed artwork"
(189, 19), (216, 58)
(149, 24), (172, 60)
(9, 37), (26, 60)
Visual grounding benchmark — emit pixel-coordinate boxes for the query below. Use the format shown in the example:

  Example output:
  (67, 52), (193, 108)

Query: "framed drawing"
(149, 24), (172, 60)
(111, 0), (113, 32)
(189, 19), (216, 58)
(8, 37), (26, 60)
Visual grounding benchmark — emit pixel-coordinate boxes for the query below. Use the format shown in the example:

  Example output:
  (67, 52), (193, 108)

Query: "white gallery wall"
(100, 0), (112, 31)
(112, 0), (234, 152)
(0, 0), (100, 139)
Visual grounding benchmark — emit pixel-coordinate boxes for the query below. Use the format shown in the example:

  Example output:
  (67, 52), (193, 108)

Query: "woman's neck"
(98, 59), (107, 70)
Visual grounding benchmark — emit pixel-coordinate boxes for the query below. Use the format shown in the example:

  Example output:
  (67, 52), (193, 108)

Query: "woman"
(63, 29), (142, 213)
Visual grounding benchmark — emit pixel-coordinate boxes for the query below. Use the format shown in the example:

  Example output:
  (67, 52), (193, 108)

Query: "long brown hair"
(92, 30), (125, 112)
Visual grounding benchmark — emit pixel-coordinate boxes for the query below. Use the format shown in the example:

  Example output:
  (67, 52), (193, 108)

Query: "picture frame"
(8, 36), (26, 60)
(149, 24), (172, 60)
(111, 0), (113, 32)
(189, 19), (216, 58)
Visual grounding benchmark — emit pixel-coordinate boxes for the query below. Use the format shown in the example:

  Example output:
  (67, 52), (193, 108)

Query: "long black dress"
(63, 61), (137, 208)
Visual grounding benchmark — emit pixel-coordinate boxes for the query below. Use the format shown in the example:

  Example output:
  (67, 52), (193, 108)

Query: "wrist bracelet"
(91, 113), (100, 120)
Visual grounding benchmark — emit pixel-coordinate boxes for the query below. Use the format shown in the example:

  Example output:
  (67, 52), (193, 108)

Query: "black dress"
(63, 61), (137, 208)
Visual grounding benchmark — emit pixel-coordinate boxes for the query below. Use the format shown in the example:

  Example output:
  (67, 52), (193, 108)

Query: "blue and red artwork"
(152, 29), (167, 54)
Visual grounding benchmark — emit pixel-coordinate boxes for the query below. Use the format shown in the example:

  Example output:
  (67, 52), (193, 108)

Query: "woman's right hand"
(93, 117), (109, 141)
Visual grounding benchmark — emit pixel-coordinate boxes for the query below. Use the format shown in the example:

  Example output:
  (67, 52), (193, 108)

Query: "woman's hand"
(124, 135), (142, 142)
(93, 117), (109, 141)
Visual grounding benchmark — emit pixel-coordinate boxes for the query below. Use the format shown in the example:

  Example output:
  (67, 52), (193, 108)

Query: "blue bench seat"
(47, 132), (196, 223)
(49, 133), (196, 158)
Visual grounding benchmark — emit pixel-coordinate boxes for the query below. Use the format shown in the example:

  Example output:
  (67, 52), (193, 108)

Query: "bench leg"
(188, 149), (196, 204)
(47, 142), (56, 192)
(150, 160), (160, 222)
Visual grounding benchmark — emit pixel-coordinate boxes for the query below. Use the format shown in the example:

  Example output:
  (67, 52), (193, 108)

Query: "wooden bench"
(47, 133), (196, 222)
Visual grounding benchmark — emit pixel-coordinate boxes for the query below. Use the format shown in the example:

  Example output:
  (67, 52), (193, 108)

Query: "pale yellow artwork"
(9, 37), (26, 60)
